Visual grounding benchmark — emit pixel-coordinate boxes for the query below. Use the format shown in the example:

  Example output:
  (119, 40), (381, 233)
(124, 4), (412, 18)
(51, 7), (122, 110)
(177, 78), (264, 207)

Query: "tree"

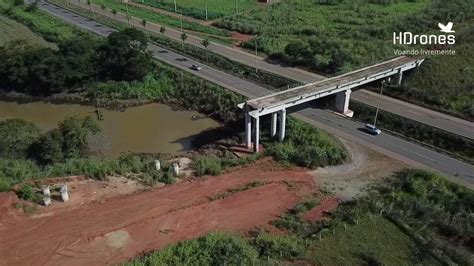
(141, 18), (147, 28)
(24, 0), (38, 12)
(0, 119), (40, 159)
(201, 38), (210, 62)
(59, 116), (100, 158)
(100, 4), (106, 11)
(34, 116), (100, 164)
(97, 28), (153, 81)
(159, 26), (166, 35)
(180, 32), (187, 53)
(87, 0), (95, 16)
(35, 129), (64, 164)
(13, 0), (24, 7)
(112, 9), (117, 20)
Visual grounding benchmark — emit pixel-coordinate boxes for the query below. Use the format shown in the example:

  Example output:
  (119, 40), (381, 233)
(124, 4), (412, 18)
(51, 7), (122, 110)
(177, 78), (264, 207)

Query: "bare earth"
(0, 138), (406, 265)
(0, 161), (316, 265)
(311, 138), (408, 200)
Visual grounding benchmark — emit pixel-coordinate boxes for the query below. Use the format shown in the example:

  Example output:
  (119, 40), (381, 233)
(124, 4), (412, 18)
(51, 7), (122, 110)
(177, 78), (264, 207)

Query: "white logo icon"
(438, 22), (455, 33)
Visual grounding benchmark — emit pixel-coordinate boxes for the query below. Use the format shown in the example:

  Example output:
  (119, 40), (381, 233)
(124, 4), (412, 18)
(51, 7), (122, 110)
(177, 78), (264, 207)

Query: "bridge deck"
(247, 56), (420, 110)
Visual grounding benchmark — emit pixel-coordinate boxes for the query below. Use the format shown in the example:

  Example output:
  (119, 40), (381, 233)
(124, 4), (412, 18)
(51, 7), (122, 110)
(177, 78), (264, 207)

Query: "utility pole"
(373, 80), (385, 127)
(255, 35), (258, 74)
(125, 0), (131, 27)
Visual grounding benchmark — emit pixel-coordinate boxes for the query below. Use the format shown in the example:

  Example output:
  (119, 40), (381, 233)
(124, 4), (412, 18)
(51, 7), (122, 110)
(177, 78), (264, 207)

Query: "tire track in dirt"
(0, 166), (315, 265)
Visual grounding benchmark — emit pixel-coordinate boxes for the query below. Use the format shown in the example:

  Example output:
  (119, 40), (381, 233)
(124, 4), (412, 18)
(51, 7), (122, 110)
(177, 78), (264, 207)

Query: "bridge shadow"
(170, 126), (240, 152)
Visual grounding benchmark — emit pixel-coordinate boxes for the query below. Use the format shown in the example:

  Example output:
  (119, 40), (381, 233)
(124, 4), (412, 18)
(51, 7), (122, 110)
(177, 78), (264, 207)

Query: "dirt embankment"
(0, 161), (316, 265)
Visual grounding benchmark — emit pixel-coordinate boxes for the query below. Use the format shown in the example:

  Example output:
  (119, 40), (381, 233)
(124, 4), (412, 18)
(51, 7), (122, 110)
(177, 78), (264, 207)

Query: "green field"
(0, 0), (89, 43)
(215, 0), (474, 119)
(313, 215), (424, 265)
(0, 15), (52, 47)
(137, 0), (258, 20)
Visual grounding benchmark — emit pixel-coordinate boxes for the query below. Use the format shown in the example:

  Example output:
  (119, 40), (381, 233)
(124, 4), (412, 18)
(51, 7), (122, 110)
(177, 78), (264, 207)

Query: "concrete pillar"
(395, 69), (403, 85)
(254, 116), (260, 153)
(279, 109), (286, 142)
(245, 112), (252, 149)
(271, 112), (277, 137)
(335, 89), (354, 117)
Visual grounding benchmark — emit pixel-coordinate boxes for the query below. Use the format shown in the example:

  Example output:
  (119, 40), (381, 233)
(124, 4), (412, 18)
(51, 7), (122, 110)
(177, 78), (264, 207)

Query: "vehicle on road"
(190, 64), (202, 71)
(365, 123), (382, 135)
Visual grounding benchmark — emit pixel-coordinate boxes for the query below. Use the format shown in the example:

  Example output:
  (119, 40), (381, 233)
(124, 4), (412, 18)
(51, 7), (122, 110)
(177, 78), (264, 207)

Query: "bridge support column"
(279, 109), (286, 142)
(271, 112), (277, 137)
(245, 112), (252, 149)
(254, 116), (260, 153)
(335, 89), (354, 117)
(395, 69), (403, 85)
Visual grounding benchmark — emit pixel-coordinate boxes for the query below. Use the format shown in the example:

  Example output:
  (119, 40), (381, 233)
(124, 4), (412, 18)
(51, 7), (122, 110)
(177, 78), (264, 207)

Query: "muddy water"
(0, 101), (220, 157)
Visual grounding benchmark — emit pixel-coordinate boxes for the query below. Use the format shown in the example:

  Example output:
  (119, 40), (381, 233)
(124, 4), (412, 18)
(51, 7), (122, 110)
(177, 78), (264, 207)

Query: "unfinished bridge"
(239, 56), (425, 152)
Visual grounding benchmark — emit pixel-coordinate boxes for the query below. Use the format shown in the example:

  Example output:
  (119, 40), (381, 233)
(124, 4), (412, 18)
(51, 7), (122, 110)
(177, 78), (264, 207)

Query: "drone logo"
(393, 23), (455, 45)
(438, 22), (455, 33)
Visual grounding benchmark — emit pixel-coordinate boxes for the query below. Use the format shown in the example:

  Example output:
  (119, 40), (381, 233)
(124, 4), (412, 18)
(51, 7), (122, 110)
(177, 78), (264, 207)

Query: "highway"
(63, 0), (474, 139)
(38, 1), (474, 185)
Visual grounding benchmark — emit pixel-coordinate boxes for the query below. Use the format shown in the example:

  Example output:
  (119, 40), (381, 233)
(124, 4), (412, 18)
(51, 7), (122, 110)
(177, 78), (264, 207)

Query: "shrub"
(194, 156), (222, 176)
(17, 184), (39, 201)
(254, 233), (306, 260)
(131, 232), (259, 265)
(0, 119), (41, 159)
(266, 118), (347, 168)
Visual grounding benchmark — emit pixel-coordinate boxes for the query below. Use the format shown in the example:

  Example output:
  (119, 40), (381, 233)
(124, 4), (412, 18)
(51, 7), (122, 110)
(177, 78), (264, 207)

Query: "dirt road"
(0, 162), (315, 265)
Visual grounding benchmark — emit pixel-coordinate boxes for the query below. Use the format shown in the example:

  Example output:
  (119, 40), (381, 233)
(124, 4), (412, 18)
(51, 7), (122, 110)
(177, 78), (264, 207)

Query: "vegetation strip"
(207, 181), (265, 201)
(350, 101), (474, 162)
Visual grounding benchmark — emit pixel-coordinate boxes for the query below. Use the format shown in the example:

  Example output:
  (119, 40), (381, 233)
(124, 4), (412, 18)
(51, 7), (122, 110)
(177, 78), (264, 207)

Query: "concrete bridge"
(239, 56), (425, 152)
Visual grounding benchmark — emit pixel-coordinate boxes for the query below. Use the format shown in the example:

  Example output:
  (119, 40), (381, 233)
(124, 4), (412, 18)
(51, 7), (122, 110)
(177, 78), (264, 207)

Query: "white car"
(365, 123), (382, 135)
(190, 64), (202, 71)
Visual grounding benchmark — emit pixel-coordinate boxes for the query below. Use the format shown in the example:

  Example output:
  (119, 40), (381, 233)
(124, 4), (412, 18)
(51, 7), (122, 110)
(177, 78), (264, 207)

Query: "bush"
(0, 119), (41, 159)
(266, 118), (347, 168)
(33, 116), (100, 164)
(17, 184), (38, 201)
(131, 232), (259, 265)
(254, 233), (306, 260)
(194, 156), (222, 176)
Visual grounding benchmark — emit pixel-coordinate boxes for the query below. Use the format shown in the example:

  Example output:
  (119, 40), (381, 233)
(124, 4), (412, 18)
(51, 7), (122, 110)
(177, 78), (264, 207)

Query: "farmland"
(136, 0), (258, 20)
(0, 15), (52, 47)
(78, 0), (230, 37)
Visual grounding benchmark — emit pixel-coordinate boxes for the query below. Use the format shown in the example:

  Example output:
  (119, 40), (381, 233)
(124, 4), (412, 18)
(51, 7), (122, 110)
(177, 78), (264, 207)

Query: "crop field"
(137, 0), (258, 20)
(0, 15), (52, 47)
(215, 0), (430, 73)
(215, 0), (474, 119)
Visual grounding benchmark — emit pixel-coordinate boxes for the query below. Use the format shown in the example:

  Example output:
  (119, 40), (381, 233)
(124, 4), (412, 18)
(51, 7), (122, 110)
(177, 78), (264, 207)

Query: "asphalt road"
(64, 0), (474, 139)
(38, 2), (474, 185)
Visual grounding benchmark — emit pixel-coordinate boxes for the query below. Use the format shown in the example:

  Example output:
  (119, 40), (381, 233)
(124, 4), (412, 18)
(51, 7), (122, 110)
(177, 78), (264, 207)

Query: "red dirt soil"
(0, 162), (316, 265)
(302, 196), (341, 221)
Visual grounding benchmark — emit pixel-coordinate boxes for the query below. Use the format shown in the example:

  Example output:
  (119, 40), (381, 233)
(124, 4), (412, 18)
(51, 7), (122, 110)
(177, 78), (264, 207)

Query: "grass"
(389, 25), (474, 119)
(0, 15), (53, 47)
(313, 215), (420, 265)
(216, 0), (430, 59)
(137, 0), (258, 20)
(81, 0), (230, 37)
(265, 118), (347, 169)
(0, 0), (90, 43)
(215, 0), (474, 119)
(193, 153), (259, 176)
